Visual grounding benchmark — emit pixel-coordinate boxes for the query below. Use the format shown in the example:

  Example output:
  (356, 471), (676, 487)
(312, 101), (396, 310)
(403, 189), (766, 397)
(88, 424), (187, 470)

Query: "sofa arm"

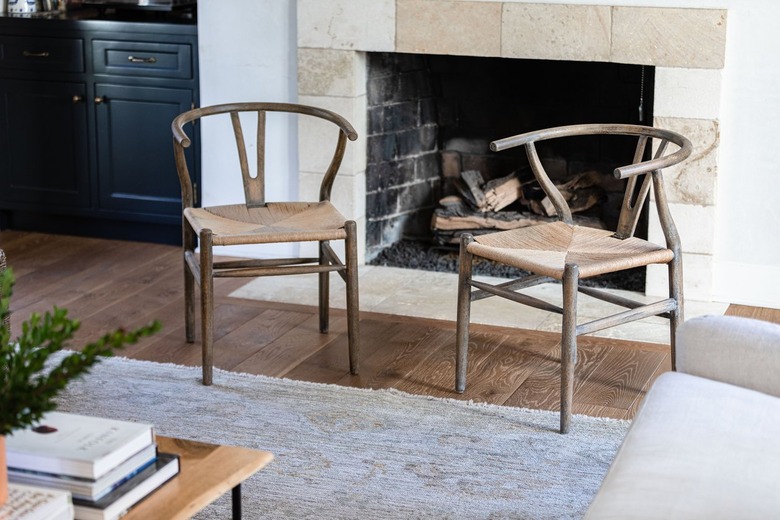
(677, 315), (780, 397)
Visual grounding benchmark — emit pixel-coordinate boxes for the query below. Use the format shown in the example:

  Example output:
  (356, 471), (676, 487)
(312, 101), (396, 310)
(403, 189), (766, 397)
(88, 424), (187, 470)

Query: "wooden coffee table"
(123, 436), (273, 520)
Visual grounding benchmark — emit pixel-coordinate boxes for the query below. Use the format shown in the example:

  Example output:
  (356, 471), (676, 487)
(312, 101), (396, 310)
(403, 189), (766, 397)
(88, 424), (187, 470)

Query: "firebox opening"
(365, 53), (655, 291)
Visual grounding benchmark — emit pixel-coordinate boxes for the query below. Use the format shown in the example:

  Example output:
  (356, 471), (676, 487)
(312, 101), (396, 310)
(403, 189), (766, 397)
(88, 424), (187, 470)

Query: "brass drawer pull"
(127, 55), (157, 64)
(22, 51), (50, 58)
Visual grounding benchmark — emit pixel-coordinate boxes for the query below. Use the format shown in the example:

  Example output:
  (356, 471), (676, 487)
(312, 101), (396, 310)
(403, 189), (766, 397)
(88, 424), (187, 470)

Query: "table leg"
(232, 484), (242, 520)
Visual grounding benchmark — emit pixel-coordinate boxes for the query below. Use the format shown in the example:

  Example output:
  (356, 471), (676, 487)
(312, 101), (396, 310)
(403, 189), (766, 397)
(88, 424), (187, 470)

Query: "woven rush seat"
(184, 201), (348, 246)
(468, 221), (674, 280)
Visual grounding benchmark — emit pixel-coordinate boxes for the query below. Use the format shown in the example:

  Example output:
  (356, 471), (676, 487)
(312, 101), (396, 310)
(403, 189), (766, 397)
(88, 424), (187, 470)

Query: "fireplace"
(364, 53), (655, 265)
(296, 1), (726, 301)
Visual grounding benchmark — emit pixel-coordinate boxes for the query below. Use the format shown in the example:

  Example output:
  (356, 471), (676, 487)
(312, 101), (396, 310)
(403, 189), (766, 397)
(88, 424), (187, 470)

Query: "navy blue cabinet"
(0, 79), (91, 208)
(95, 83), (193, 216)
(0, 16), (199, 244)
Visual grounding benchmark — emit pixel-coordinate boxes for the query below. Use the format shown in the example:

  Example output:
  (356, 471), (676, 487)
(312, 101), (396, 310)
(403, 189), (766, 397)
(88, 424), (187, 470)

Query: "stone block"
(300, 170), (365, 221)
(654, 67), (723, 120)
(396, 0), (502, 57)
(646, 253), (713, 302)
(297, 0), (395, 51)
(298, 94), (367, 175)
(299, 214), (365, 264)
(501, 3), (611, 62)
(654, 117), (719, 206)
(298, 48), (366, 97)
(612, 7), (727, 69)
(647, 203), (716, 256)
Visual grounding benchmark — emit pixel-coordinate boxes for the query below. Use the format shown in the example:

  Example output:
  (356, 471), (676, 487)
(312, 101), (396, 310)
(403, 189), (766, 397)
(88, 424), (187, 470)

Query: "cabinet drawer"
(93, 40), (192, 79)
(0, 36), (84, 73)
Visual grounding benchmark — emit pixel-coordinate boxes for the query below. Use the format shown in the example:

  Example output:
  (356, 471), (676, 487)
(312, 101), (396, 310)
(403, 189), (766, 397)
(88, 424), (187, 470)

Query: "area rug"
(54, 355), (630, 519)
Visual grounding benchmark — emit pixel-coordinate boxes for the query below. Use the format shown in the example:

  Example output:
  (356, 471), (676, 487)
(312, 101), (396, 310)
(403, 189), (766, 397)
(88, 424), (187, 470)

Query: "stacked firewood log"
(431, 168), (609, 244)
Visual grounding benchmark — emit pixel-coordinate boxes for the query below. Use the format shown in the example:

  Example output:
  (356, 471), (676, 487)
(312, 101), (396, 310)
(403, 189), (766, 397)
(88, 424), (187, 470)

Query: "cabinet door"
(0, 80), (90, 208)
(94, 83), (195, 216)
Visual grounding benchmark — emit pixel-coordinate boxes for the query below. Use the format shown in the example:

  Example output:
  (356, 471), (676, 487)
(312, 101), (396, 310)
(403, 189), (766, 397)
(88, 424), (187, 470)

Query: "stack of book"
(6, 412), (179, 520)
(0, 483), (73, 520)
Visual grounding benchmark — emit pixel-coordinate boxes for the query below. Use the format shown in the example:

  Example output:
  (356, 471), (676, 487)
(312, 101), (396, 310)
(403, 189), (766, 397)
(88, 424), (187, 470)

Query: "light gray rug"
(54, 356), (629, 519)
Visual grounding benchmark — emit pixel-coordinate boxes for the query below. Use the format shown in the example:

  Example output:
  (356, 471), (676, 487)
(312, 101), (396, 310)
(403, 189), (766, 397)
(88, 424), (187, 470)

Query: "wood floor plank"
(11, 242), (173, 317)
(284, 319), (399, 385)
(1, 233), (73, 268)
(502, 340), (611, 412)
(726, 304), (780, 324)
(335, 324), (451, 391)
(470, 331), (563, 403)
(5, 229), (765, 421)
(624, 354), (672, 419)
(215, 307), (315, 370)
(66, 259), (183, 344)
(233, 314), (347, 378)
(576, 347), (666, 411)
(576, 405), (631, 421)
(395, 329), (508, 399)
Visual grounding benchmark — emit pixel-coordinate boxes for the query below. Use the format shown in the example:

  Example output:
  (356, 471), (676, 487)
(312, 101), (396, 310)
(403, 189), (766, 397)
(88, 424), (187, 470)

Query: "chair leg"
(669, 255), (684, 371)
(319, 240), (330, 334)
(345, 221), (360, 375)
(560, 263), (579, 434)
(455, 234), (475, 393)
(183, 221), (196, 343)
(200, 229), (214, 386)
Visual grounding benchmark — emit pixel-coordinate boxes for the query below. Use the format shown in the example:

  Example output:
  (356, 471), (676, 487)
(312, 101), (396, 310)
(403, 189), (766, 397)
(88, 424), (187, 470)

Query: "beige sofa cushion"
(677, 315), (780, 397)
(586, 371), (780, 519)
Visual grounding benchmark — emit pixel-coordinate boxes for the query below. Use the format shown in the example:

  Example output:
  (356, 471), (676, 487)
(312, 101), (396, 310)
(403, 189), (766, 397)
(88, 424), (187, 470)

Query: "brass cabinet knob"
(94, 96), (106, 104)
(72, 95), (83, 104)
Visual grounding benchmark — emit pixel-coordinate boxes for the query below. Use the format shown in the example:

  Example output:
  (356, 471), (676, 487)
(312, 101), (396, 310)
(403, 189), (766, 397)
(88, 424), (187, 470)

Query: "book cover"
(0, 483), (74, 520)
(6, 412), (154, 480)
(72, 453), (179, 520)
(8, 444), (158, 501)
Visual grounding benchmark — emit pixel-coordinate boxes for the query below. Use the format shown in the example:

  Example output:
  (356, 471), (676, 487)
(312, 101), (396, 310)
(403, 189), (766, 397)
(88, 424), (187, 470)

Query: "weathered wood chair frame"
(172, 102), (360, 385)
(455, 123), (693, 433)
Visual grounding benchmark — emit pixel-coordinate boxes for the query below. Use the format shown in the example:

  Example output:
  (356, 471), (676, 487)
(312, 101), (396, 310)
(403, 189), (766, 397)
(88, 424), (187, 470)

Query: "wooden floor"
(2, 230), (778, 421)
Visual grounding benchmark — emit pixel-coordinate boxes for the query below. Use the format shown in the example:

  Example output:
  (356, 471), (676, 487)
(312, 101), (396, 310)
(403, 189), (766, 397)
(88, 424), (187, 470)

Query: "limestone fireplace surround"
(296, 0), (726, 302)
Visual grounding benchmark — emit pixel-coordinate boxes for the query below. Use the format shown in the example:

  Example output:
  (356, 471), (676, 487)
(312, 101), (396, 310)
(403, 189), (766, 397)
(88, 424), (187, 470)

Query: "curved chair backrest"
(490, 123), (693, 243)
(171, 102), (358, 209)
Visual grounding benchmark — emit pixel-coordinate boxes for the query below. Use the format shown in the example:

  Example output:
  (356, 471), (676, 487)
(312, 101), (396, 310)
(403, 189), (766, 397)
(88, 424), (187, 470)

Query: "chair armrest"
(676, 315), (780, 397)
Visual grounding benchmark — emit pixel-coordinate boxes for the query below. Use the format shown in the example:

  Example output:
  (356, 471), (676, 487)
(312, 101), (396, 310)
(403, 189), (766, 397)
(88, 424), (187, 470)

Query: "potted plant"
(0, 267), (161, 505)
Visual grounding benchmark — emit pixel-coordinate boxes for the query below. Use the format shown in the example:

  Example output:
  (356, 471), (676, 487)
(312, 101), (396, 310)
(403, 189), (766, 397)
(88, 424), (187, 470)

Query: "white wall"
(197, 0), (298, 258)
(199, 0), (780, 308)
(709, 0), (780, 308)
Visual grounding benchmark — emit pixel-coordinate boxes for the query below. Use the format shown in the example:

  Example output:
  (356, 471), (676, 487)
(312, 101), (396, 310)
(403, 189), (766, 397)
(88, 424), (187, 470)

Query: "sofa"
(586, 314), (780, 519)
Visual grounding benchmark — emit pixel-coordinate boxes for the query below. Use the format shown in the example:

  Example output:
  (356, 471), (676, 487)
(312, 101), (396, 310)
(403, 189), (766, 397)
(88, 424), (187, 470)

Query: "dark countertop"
(0, 6), (196, 32)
